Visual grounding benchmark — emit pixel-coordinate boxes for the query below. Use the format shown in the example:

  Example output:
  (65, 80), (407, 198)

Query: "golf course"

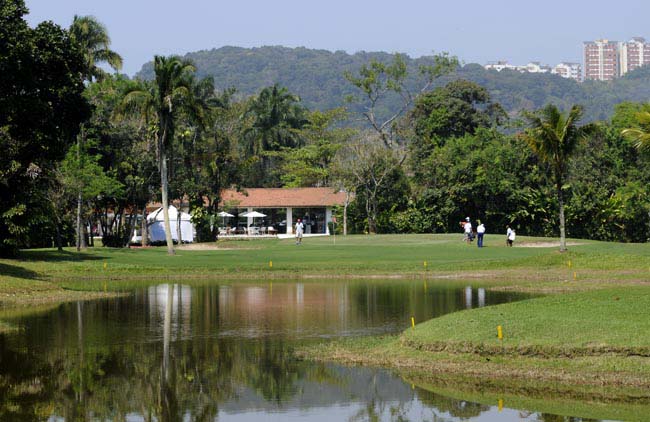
(2, 234), (650, 397)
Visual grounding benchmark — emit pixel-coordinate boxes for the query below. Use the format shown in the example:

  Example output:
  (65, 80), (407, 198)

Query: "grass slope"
(404, 287), (650, 356)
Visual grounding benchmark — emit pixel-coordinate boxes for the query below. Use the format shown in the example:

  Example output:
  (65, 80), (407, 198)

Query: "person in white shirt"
(295, 218), (304, 245)
(463, 217), (473, 243)
(506, 225), (515, 247)
(476, 221), (486, 248)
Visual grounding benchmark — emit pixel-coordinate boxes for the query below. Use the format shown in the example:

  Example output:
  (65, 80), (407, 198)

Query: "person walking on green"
(476, 221), (485, 248)
(295, 218), (304, 245)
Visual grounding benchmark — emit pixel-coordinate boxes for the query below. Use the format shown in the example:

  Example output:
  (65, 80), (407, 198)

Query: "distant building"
(584, 39), (619, 81)
(484, 61), (517, 72)
(484, 61), (550, 73)
(522, 62), (551, 73)
(484, 60), (584, 80)
(551, 62), (582, 82)
(619, 37), (650, 75)
(584, 37), (650, 81)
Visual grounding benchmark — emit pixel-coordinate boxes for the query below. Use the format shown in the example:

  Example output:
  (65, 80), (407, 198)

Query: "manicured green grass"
(403, 287), (650, 356)
(1, 233), (649, 304)
(3, 234), (650, 280)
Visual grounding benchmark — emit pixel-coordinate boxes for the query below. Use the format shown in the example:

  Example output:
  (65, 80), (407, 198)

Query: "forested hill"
(136, 45), (650, 122)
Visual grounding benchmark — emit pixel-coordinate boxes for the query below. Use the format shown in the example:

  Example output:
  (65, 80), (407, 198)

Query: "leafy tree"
(69, 15), (123, 250)
(345, 53), (458, 148)
(522, 104), (597, 251)
(69, 15), (123, 81)
(273, 108), (354, 187)
(0, 0), (89, 256)
(87, 75), (158, 247)
(242, 84), (308, 186)
(334, 133), (408, 234)
(621, 104), (650, 152)
(123, 56), (203, 254)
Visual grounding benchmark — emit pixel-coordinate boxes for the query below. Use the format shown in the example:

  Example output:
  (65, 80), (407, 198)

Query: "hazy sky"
(24, 0), (650, 75)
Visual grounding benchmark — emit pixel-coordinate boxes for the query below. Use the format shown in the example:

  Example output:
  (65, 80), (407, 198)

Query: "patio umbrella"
(240, 211), (267, 227)
(217, 211), (234, 227)
(240, 211), (266, 218)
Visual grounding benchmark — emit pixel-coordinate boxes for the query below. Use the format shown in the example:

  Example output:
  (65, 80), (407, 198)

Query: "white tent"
(147, 205), (195, 243)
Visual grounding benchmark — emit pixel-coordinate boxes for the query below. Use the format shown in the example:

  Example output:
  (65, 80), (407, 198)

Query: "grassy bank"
(297, 287), (650, 408)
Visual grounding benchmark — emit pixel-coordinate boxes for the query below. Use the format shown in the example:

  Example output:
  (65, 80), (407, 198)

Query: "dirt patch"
(517, 241), (585, 248)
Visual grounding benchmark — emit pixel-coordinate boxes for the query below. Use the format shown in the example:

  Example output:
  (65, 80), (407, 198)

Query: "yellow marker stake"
(103, 261), (107, 270)
(498, 399), (503, 412)
(423, 261), (427, 269)
(269, 260), (273, 268)
(567, 260), (572, 268)
(411, 317), (415, 329)
(424, 281), (427, 293)
(497, 325), (503, 340)
(573, 271), (577, 280)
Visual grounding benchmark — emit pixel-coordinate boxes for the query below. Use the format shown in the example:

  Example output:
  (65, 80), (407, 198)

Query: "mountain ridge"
(136, 45), (650, 122)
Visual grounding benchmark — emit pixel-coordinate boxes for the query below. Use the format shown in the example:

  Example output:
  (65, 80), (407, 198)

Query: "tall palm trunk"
(141, 206), (149, 247)
(557, 181), (567, 252)
(159, 126), (175, 255)
(76, 126), (87, 251)
(176, 207), (182, 246)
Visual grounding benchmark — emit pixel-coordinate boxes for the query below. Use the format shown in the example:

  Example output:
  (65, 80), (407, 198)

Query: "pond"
(0, 281), (620, 421)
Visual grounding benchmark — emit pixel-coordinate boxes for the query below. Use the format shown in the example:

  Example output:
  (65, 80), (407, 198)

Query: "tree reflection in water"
(0, 281), (542, 421)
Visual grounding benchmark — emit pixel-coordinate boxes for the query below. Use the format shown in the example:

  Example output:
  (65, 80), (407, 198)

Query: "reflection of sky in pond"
(0, 281), (616, 421)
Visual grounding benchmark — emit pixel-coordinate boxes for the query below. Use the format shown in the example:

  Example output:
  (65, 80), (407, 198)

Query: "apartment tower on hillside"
(620, 37), (650, 75)
(584, 39), (619, 81)
(584, 37), (650, 81)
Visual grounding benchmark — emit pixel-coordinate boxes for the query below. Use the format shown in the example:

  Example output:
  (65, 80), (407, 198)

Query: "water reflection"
(0, 281), (606, 421)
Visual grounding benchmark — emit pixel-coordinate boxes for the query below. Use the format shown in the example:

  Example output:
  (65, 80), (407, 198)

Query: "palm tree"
(69, 15), (123, 81)
(522, 104), (596, 252)
(123, 56), (202, 255)
(69, 16), (123, 250)
(621, 106), (650, 152)
(244, 84), (307, 155)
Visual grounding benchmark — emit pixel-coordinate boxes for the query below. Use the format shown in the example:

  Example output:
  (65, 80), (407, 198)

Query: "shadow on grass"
(0, 262), (40, 280)
(16, 249), (105, 262)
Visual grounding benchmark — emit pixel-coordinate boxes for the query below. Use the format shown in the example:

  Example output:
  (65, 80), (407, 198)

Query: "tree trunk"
(141, 206), (149, 247)
(343, 191), (349, 236)
(159, 128), (175, 255)
(366, 190), (377, 234)
(176, 204), (182, 246)
(557, 183), (567, 252)
(76, 127), (87, 251)
(76, 192), (85, 250)
(55, 219), (63, 251)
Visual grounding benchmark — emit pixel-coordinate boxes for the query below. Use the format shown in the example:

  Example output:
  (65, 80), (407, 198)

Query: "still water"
(0, 281), (616, 421)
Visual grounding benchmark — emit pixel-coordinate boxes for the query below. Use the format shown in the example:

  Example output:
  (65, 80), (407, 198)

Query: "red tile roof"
(221, 188), (347, 208)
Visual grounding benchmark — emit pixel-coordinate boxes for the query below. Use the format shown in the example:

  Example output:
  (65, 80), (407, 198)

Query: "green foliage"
(274, 108), (353, 187)
(68, 15), (123, 81)
(620, 103), (650, 152)
(0, 0), (89, 255)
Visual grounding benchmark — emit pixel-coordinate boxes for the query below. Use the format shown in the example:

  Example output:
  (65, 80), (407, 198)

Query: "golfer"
(295, 218), (304, 245)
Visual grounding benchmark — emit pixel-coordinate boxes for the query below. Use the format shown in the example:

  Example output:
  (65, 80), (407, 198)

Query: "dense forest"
(137, 45), (650, 122)
(2, 1), (650, 257)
